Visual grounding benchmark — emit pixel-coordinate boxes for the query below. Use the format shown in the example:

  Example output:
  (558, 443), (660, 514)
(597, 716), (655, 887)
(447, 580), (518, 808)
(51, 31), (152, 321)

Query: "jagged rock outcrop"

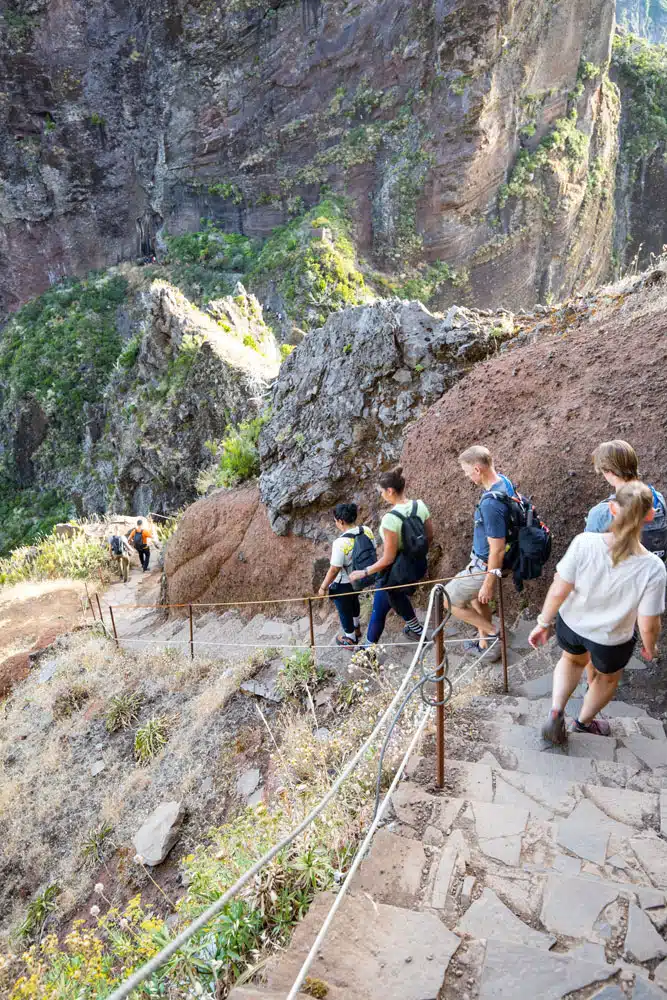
(1, 0), (617, 315)
(258, 299), (517, 535)
(85, 281), (279, 512)
(165, 266), (667, 608)
(617, 0), (667, 42)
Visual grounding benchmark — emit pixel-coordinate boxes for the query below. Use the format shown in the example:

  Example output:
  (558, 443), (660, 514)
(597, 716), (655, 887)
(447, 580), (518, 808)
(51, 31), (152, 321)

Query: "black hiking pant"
(138, 547), (150, 571)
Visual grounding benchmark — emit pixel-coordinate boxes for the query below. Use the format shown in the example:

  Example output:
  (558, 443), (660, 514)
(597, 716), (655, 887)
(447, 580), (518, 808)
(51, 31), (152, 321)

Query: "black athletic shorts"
(556, 615), (635, 675)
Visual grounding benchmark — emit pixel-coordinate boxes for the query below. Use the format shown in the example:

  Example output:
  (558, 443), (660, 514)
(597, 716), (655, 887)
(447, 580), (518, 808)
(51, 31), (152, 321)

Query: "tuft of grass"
(134, 716), (169, 764)
(53, 683), (90, 720)
(197, 413), (268, 493)
(304, 978), (330, 998)
(105, 691), (143, 732)
(18, 884), (60, 941)
(277, 651), (324, 698)
(81, 822), (114, 864)
(0, 524), (110, 584)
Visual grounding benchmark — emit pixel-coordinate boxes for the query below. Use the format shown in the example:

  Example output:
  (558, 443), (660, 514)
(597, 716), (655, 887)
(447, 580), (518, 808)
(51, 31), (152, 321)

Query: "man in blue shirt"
(586, 440), (666, 542)
(444, 445), (515, 661)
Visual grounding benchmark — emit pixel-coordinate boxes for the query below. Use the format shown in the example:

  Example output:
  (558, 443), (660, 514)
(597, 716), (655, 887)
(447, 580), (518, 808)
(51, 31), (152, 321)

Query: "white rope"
(285, 706), (431, 999)
(110, 636), (486, 649)
(104, 586), (441, 1000)
(284, 635), (498, 997)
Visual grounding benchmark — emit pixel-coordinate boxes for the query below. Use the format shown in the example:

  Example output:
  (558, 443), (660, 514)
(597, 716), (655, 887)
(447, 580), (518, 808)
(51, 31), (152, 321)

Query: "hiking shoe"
(463, 638), (482, 653)
(573, 718), (611, 736)
(542, 710), (567, 746)
(403, 625), (424, 642)
(336, 634), (358, 648)
(480, 636), (502, 662)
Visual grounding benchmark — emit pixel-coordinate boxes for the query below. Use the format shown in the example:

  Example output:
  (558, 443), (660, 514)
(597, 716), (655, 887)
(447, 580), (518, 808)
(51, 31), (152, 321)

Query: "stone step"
(468, 692), (653, 723)
(433, 735), (667, 792)
(261, 891), (460, 1000)
(228, 991), (311, 999)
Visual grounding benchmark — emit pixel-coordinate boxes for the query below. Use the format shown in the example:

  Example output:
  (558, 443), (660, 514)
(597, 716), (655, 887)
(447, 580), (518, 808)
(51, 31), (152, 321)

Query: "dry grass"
(0, 628), (268, 943)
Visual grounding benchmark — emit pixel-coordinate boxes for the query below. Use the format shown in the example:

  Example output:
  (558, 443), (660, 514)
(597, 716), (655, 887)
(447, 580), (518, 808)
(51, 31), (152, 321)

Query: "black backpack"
(132, 529), (146, 551)
(384, 501), (429, 591)
(343, 528), (378, 591)
(481, 489), (552, 592)
(110, 535), (123, 557)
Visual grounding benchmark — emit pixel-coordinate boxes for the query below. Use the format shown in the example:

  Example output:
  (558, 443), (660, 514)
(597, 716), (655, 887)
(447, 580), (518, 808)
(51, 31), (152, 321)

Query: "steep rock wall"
(1, 0), (616, 314)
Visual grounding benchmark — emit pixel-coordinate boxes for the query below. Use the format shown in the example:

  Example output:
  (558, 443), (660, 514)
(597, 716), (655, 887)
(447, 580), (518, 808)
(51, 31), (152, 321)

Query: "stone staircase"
(227, 620), (667, 1000)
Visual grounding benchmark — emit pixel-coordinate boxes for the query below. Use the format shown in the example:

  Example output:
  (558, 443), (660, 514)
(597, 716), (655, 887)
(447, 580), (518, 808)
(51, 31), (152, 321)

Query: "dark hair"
(334, 502), (358, 524)
(137, 518), (143, 525)
(378, 465), (406, 493)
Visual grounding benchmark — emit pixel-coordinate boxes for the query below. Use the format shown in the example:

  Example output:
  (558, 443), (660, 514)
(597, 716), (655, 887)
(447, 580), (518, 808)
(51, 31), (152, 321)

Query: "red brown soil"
(0, 580), (93, 697)
(401, 276), (667, 593)
(165, 483), (329, 607)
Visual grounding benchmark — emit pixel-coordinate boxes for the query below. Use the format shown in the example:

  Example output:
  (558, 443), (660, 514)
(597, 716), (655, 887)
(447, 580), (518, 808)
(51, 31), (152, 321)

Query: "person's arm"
(638, 614), (661, 660)
(478, 537), (505, 604)
(350, 529), (399, 583)
(528, 573), (575, 647)
(318, 564), (340, 597)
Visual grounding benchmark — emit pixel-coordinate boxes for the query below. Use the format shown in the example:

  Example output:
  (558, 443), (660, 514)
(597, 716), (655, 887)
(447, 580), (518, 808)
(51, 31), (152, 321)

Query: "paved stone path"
(227, 622), (667, 1000)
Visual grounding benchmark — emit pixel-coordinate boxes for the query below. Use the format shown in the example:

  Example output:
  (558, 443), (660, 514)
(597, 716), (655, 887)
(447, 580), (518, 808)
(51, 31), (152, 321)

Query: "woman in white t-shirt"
(529, 482), (666, 744)
(318, 503), (376, 647)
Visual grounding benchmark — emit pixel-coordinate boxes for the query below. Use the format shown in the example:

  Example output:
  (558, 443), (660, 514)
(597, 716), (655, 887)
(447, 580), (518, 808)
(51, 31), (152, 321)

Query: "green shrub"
(277, 651), (324, 698)
(0, 527), (110, 586)
(81, 822), (114, 864)
(105, 691), (143, 732)
(0, 482), (74, 557)
(53, 683), (90, 719)
(134, 716), (169, 764)
(201, 413), (268, 491)
(18, 885), (60, 941)
(613, 33), (667, 171)
(117, 334), (141, 369)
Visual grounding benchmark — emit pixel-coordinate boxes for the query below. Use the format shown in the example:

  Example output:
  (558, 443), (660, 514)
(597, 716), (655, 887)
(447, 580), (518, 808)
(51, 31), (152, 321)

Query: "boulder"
(259, 299), (517, 534)
(164, 483), (324, 607)
(132, 801), (185, 867)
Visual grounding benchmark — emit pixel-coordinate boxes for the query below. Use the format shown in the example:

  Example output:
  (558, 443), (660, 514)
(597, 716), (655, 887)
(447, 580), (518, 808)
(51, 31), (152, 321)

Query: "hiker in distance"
(127, 518), (152, 572)
(318, 502), (376, 647)
(443, 446), (515, 662)
(108, 532), (134, 583)
(531, 482), (666, 743)
(349, 466), (432, 645)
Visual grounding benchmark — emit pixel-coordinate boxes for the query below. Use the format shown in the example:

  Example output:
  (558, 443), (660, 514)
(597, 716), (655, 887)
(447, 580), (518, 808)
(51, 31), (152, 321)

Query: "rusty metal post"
(85, 583), (95, 620)
(95, 593), (105, 628)
(307, 598), (316, 656)
(108, 605), (120, 650)
(189, 604), (194, 660)
(435, 588), (445, 789)
(497, 574), (509, 694)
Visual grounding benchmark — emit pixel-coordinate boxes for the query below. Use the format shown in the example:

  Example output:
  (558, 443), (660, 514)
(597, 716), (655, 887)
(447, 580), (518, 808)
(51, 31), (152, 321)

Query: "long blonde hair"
(610, 481), (653, 566)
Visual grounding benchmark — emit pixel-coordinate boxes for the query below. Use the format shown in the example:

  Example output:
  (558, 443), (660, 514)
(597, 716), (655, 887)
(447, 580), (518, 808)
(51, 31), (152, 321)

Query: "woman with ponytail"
(529, 482), (666, 744)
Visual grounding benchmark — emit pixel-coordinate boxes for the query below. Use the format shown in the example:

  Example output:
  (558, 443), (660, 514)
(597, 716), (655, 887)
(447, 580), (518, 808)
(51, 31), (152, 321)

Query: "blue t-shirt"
(473, 474), (514, 561)
(585, 485), (666, 533)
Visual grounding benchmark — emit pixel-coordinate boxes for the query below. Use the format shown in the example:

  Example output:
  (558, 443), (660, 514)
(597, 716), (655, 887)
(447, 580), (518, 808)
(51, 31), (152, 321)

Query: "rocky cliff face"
(165, 264), (667, 608)
(617, 0), (667, 42)
(1, 0), (617, 316)
(0, 269), (278, 531)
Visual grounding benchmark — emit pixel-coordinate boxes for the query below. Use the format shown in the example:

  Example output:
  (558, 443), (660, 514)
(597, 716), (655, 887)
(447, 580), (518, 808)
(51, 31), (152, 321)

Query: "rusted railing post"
(189, 604), (194, 660)
(497, 574), (509, 694)
(95, 593), (105, 628)
(307, 598), (315, 656)
(85, 583), (95, 620)
(108, 605), (120, 650)
(435, 588), (445, 789)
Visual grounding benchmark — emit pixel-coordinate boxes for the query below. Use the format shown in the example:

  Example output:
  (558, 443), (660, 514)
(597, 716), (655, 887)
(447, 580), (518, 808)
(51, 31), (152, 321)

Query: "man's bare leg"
(449, 602), (496, 638)
(471, 598), (494, 648)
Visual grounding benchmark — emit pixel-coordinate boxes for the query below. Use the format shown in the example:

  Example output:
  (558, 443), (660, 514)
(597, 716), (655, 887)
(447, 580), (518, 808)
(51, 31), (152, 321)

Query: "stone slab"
(631, 837), (667, 889)
(557, 802), (611, 865)
(132, 801), (184, 867)
(639, 718), (667, 741)
(472, 801), (529, 840)
(653, 957), (667, 990)
(553, 853), (583, 876)
(266, 892), (460, 1000)
(633, 979), (667, 999)
(568, 732), (618, 761)
(584, 785), (658, 829)
(519, 673), (554, 699)
(479, 940), (616, 1000)
(353, 830), (427, 908)
(432, 830), (468, 909)
(479, 835), (523, 866)
(623, 737), (667, 770)
(506, 748), (595, 782)
(541, 874), (619, 938)
(391, 781), (438, 827)
(661, 790), (667, 840)
(626, 655), (649, 671)
(437, 797), (466, 833)
(493, 773), (554, 820)
(591, 989), (625, 1000)
(456, 888), (556, 950)
(446, 761), (494, 802)
(236, 768), (261, 798)
(625, 903), (667, 962)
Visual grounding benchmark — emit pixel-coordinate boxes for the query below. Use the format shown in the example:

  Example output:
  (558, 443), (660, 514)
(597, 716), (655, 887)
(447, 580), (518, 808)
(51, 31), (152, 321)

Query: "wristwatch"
(537, 614), (554, 629)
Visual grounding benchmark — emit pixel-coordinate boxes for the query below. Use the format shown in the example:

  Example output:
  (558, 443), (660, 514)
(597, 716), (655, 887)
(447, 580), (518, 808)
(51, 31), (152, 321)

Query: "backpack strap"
(411, 500), (418, 517)
(389, 507), (407, 524)
(649, 485), (665, 513)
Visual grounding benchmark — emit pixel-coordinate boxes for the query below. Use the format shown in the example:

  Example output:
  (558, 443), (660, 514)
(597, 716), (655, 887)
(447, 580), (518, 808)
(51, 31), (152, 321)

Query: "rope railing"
(103, 580), (503, 1000)
(105, 584), (446, 1000)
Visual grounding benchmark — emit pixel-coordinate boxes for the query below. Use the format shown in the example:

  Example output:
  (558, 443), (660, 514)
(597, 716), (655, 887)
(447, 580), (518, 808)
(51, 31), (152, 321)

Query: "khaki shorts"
(444, 562), (487, 608)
